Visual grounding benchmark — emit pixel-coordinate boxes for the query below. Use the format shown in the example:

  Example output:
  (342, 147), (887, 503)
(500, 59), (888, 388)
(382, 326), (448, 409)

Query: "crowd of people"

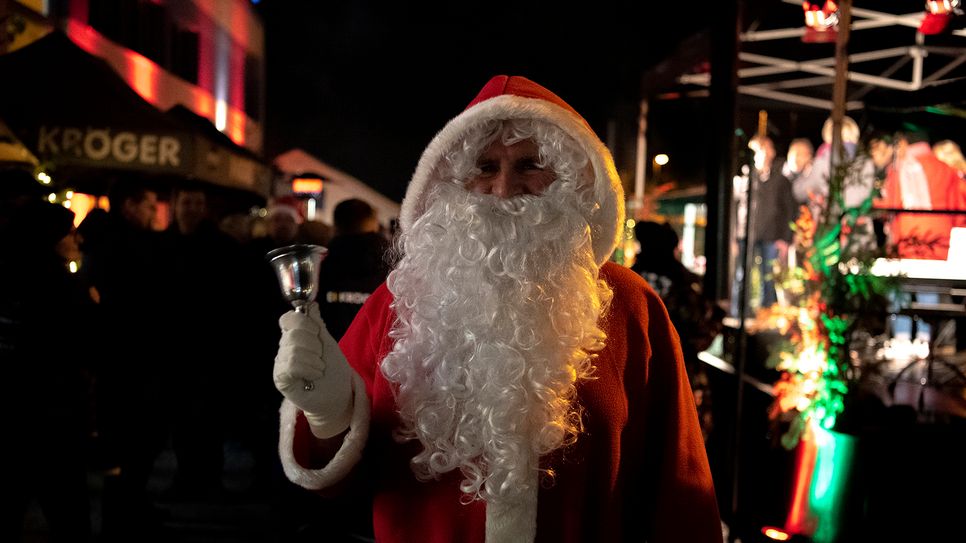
(731, 116), (966, 316)
(0, 170), (394, 542)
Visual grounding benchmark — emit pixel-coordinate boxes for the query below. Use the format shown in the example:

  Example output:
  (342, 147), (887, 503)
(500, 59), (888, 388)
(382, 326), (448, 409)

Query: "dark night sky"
(255, 1), (714, 202)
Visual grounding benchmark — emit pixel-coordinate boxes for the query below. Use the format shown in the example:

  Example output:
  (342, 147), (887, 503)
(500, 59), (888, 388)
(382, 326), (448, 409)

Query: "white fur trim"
(400, 94), (625, 267)
(484, 464), (539, 543)
(278, 372), (371, 489)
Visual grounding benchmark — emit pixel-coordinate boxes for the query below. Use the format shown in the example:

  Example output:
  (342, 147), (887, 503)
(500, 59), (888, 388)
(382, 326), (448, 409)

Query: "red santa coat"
(286, 262), (722, 543)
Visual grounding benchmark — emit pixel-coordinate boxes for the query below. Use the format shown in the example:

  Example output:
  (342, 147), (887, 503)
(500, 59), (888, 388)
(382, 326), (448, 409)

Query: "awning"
(167, 105), (276, 199)
(0, 31), (271, 199)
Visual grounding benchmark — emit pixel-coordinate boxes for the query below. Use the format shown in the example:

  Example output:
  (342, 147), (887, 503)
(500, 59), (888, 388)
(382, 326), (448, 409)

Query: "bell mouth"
(266, 244), (327, 263)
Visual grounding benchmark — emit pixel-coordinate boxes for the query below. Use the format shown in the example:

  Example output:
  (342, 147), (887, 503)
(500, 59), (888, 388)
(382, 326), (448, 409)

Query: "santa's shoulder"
(600, 262), (663, 311)
(601, 262), (657, 294)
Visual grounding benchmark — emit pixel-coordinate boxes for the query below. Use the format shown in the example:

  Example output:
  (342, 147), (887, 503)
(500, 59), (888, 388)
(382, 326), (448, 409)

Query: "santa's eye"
(517, 158), (543, 172)
(476, 160), (499, 175)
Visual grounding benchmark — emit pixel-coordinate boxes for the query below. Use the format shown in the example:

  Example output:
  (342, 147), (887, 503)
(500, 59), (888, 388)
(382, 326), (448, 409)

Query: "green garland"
(767, 150), (898, 448)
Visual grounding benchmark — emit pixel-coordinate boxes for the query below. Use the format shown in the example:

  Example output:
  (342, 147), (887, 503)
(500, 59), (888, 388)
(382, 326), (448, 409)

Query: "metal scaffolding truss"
(679, 0), (966, 110)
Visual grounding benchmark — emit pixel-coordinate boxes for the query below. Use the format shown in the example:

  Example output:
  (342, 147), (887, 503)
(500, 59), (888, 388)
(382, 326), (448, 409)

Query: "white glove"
(274, 303), (354, 439)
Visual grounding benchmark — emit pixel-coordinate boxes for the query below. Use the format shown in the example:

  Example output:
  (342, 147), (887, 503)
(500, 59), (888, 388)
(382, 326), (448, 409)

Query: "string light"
(762, 527), (791, 541)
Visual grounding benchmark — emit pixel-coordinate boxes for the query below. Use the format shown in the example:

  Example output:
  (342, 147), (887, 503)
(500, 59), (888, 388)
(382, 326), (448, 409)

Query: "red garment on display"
(291, 262), (722, 543)
(878, 146), (965, 260)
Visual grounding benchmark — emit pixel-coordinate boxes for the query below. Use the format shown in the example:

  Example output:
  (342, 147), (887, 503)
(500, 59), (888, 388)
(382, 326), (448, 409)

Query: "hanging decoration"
(920, 0), (963, 34)
(802, 1), (840, 43)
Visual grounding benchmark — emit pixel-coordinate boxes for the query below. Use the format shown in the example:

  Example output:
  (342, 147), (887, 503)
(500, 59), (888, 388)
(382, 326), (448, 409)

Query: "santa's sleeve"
(639, 288), (723, 543)
(277, 284), (393, 490)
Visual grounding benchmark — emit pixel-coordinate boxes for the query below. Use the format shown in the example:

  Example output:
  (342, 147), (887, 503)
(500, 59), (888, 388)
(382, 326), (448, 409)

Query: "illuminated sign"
(36, 125), (189, 171)
(292, 176), (324, 194)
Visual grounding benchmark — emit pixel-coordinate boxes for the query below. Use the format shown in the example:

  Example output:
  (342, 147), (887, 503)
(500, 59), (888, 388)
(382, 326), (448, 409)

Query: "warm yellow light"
(654, 154), (669, 166)
(65, 190), (74, 199)
(762, 526), (791, 540)
(69, 261), (78, 274)
(292, 177), (324, 194)
(62, 200), (72, 209)
(37, 171), (52, 184)
(47, 193), (57, 202)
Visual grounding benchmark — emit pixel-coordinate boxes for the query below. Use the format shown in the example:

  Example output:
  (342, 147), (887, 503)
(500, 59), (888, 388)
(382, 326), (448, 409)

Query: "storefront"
(0, 31), (272, 224)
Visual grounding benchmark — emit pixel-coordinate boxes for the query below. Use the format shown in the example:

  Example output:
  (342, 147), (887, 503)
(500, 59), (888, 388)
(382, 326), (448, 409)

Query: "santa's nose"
(481, 170), (526, 199)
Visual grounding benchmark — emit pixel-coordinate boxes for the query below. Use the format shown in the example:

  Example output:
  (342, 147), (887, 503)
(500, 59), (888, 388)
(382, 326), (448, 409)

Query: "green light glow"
(809, 427), (857, 543)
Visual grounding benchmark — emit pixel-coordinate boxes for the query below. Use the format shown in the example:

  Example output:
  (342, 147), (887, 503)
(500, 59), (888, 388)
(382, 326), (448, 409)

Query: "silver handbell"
(266, 244), (328, 314)
(267, 244), (328, 391)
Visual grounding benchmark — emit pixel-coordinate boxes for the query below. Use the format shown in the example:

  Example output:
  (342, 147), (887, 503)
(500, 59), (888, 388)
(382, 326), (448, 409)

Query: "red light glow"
(124, 50), (159, 103)
(65, 19), (253, 150)
(229, 109), (246, 146)
(786, 424), (818, 533)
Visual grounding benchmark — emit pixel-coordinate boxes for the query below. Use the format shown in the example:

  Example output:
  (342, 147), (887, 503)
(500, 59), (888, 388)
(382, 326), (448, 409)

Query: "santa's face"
(465, 139), (556, 198)
(381, 121), (611, 507)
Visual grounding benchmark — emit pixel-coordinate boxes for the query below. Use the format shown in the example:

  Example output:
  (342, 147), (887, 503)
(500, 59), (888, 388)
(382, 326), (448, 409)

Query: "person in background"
(270, 75), (721, 542)
(300, 219), (334, 248)
(163, 184), (244, 500)
(260, 196), (304, 251)
(85, 181), (171, 538)
(218, 212), (254, 245)
(792, 117), (877, 245)
(0, 168), (46, 230)
(632, 220), (724, 442)
(1, 201), (97, 542)
(876, 131), (964, 261)
(318, 198), (393, 340)
(783, 137), (814, 187)
(747, 135), (796, 310)
(933, 140), (966, 179)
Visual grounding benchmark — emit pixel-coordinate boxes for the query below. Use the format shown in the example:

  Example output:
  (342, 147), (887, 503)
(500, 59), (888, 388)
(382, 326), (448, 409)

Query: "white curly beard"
(380, 179), (612, 507)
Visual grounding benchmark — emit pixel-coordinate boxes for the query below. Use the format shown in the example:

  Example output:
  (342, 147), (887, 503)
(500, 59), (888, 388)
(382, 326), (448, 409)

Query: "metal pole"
(634, 99), (649, 215)
(704, 0), (740, 304)
(828, 0), (853, 227)
(704, 0), (741, 531)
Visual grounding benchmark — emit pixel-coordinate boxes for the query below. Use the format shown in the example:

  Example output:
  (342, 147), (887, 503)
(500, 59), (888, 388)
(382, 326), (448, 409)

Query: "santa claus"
(273, 75), (721, 542)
